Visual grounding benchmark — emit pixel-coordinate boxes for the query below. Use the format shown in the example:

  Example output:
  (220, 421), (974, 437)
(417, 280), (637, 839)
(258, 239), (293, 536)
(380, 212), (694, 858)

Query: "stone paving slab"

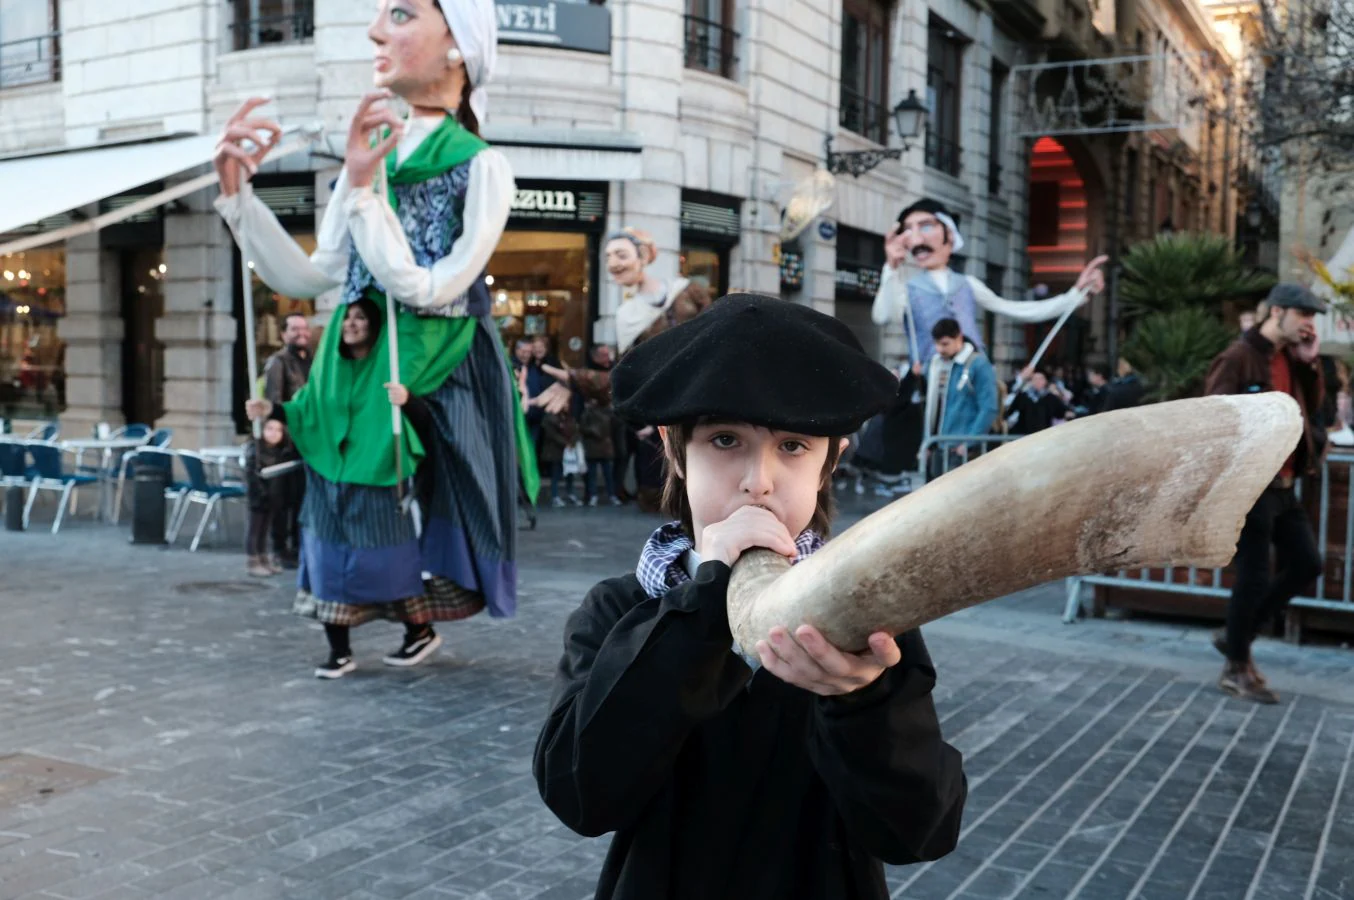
(0, 502), (1352, 899)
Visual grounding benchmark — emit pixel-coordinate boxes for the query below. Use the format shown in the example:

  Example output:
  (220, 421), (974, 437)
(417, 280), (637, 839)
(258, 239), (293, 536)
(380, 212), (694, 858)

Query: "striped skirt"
(295, 315), (519, 627)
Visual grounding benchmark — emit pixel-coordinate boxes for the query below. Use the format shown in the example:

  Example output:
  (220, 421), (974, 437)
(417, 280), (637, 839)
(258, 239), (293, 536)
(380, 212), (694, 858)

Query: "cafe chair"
(168, 451), (246, 552)
(22, 441), (98, 533)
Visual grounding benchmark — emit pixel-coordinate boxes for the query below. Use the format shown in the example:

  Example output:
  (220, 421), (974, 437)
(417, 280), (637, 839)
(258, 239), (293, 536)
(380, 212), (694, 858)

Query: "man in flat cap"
(872, 198), (1108, 370)
(534, 294), (966, 900)
(1205, 282), (1328, 704)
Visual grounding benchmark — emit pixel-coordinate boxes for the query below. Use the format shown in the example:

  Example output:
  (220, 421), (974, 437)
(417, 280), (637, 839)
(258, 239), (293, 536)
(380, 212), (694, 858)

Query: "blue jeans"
(585, 460), (616, 501)
(550, 461), (577, 501)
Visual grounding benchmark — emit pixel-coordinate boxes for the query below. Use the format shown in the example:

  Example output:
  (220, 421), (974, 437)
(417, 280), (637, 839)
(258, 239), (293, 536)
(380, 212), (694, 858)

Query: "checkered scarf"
(636, 521), (825, 600)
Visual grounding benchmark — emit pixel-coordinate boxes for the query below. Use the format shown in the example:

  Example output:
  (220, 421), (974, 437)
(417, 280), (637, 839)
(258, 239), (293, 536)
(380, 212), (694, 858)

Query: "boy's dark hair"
(931, 318), (963, 341)
(660, 423), (842, 539)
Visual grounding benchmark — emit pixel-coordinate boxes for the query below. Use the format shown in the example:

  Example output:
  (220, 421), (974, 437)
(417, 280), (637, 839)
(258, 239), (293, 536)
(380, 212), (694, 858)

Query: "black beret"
(1267, 282), (1327, 314)
(897, 197), (954, 226)
(611, 293), (898, 435)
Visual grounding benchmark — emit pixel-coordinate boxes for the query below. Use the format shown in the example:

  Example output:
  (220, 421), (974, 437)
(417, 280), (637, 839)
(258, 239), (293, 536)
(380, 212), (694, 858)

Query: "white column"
(59, 210), (125, 437)
(156, 179), (237, 446)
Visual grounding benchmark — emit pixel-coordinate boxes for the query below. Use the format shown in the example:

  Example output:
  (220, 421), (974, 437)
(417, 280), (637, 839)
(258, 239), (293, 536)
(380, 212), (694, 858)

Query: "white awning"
(485, 127), (644, 182)
(0, 133), (219, 236)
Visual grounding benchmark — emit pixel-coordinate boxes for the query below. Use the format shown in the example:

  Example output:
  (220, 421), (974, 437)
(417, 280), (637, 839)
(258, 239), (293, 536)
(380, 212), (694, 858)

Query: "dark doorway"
(120, 248), (166, 426)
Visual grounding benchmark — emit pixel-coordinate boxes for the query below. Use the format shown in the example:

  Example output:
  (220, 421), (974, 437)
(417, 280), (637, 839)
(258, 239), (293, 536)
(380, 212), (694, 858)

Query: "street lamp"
(825, 89), (929, 178)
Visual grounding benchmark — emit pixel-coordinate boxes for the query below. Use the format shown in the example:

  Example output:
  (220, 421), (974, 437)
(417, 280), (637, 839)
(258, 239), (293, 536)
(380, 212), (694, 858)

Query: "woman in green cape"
(219, 0), (535, 679)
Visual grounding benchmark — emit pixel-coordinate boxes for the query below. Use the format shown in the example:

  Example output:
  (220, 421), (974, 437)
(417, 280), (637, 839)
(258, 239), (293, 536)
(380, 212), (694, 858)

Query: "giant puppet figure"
(871, 198), (1108, 369)
(220, 0), (535, 678)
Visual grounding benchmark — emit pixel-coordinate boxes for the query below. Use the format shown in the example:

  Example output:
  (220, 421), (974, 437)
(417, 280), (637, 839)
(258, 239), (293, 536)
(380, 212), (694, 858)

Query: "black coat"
(1009, 390), (1068, 435)
(533, 563), (967, 900)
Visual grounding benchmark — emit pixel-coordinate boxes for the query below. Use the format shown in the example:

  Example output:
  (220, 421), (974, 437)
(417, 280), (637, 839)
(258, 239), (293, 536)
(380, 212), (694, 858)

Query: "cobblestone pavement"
(1, 498), (1353, 900)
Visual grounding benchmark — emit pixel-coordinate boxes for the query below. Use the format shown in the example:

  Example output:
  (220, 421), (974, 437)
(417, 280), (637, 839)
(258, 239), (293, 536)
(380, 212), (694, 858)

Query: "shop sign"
(496, 1), (611, 55)
(680, 191), (742, 244)
(508, 181), (608, 228)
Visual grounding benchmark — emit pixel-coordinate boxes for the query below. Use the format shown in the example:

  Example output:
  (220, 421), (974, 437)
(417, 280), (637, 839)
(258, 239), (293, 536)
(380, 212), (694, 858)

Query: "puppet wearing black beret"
(534, 292), (967, 900)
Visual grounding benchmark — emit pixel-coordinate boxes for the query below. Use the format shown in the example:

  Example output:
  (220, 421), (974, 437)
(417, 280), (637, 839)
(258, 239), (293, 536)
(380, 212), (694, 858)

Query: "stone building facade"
(0, 0), (1245, 442)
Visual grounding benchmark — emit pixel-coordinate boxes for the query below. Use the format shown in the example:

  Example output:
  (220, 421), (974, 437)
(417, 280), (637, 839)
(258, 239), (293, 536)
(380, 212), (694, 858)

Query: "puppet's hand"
(346, 91), (404, 189)
(755, 626), (900, 696)
(884, 222), (908, 270)
(214, 98), (281, 197)
(1074, 255), (1109, 296)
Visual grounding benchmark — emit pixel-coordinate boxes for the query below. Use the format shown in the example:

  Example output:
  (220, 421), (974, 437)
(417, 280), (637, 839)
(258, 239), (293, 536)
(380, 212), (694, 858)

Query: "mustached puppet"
(871, 198), (1107, 369)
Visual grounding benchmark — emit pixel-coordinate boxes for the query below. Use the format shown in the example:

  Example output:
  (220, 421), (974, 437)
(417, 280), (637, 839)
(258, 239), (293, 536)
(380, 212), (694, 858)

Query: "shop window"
(121, 249), (167, 426)
(0, 247), (66, 419)
(926, 16), (964, 177)
(680, 245), (726, 297)
(230, 0), (314, 52)
(487, 231), (595, 368)
(680, 190), (740, 297)
(834, 225), (886, 361)
(0, 0), (59, 88)
(840, 0), (891, 144)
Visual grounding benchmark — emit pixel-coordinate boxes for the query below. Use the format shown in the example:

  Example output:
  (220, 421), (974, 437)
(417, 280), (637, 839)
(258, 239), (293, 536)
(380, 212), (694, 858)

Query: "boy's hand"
(701, 506), (797, 567)
(756, 626), (901, 696)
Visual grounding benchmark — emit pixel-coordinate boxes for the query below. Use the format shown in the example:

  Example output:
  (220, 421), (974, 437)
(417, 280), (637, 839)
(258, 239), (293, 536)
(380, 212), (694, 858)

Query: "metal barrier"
(1062, 452), (1354, 626)
(916, 433), (1022, 481)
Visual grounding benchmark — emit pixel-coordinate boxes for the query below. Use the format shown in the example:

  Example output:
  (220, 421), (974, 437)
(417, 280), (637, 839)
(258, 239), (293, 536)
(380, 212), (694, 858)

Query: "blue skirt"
(297, 316), (519, 621)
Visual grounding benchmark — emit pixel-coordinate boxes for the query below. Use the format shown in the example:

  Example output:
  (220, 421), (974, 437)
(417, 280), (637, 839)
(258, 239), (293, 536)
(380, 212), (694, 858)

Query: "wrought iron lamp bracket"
(823, 135), (913, 178)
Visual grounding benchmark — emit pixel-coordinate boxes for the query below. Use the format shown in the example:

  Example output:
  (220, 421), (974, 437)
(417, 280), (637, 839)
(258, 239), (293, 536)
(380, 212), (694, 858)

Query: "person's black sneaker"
(315, 654), (356, 679)
(383, 628), (442, 667)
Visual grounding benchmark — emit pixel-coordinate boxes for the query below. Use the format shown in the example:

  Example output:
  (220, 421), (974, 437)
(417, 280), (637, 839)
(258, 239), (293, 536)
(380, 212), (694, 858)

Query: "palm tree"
(1123, 307), (1235, 402)
(1119, 233), (1276, 321)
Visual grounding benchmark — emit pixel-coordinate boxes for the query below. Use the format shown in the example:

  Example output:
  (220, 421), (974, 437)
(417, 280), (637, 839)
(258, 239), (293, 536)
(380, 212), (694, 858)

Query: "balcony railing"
(230, 9), (315, 52)
(839, 87), (889, 145)
(684, 14), (739, 80)
(0, 32), (61, 90)
(925, 131), (961, 177)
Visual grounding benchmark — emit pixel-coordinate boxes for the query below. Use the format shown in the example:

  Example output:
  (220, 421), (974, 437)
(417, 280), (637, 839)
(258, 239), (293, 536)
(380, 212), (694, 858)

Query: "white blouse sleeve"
(342, 149), (515, 312)
(967, 275), (1085, 323)
(871, 263), (910, 326)
(212, 181), (347, 299)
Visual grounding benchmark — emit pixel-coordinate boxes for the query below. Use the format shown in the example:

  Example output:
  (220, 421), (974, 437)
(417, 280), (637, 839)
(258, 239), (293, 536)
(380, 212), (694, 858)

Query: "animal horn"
(727, 393), (1302, 655)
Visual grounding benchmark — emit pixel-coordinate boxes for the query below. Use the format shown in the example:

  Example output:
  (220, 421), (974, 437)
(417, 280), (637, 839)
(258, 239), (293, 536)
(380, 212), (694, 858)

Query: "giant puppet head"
(367, 0), (497, 125)
(604, 228), (659, 292)
(896, 198), (964, 272)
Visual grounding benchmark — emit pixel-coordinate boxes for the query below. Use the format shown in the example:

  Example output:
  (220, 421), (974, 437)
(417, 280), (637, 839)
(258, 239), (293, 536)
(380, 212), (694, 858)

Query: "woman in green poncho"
(220, 0), (534, 679)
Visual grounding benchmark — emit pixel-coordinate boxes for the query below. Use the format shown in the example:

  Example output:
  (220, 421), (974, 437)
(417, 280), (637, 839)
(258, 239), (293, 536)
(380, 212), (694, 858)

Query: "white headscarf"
(439, 0), (498, 125)
(934, 211), (965, 253)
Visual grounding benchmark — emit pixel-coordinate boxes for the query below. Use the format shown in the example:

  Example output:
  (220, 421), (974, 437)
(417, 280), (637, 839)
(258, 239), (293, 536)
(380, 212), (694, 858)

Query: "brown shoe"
(266, 555), (284, 575)
(1213, 630), (1267, 685)
(1211, 628), (1229, 659)
(1218, 662), (1279, 705)
(246, 555), (272, 578)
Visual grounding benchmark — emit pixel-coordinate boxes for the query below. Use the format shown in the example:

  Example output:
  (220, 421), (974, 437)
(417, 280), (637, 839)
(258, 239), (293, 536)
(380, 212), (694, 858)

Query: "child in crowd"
(244, 418), (298, 577)
(533, 294), (967, 899)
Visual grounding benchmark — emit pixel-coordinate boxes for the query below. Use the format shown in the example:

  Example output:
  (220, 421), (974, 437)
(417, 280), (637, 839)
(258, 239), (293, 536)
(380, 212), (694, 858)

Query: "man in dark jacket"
(1203, 283), (1326, 704)
(262, 312), (312, 567)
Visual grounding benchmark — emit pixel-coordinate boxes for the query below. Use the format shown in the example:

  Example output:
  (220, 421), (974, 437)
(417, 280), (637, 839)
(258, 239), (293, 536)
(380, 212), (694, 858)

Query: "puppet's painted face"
(368, 0), (459, 104)
(682, 423), (829, 545)
(899, 212), (952, 271)
(342, 305), (372, 348)
(605, 238), (647, 289)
